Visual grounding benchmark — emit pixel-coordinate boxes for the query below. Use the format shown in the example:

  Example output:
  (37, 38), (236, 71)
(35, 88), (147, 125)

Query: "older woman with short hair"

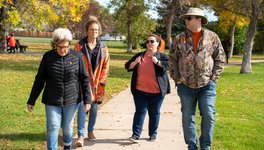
(27, 28), (92, 150)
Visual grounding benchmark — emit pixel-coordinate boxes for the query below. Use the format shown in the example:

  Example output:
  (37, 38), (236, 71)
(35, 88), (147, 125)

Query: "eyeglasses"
(146, 40), (155, 44)
(57, 45), (70, 50)
(185, 16), (194, 21)
(89, 29), (99, 32)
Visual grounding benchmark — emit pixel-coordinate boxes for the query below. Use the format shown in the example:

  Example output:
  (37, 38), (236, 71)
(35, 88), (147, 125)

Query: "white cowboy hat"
(180, 7), (208, 25)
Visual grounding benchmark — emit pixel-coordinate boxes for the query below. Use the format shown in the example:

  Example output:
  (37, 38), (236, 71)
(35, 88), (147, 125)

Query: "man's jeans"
(177, 81), (216, 150)
(77, 102), (98, 137)
(45, 104), (79, 150)
(132, 90), (164, 139)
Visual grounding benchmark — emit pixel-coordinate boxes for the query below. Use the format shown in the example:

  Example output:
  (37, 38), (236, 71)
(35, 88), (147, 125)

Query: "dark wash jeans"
(177, 81), (216, 150)
(132, 90), (164, 139)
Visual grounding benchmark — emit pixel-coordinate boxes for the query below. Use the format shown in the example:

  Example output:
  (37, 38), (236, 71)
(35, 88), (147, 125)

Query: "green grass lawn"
(0, 37), (264, 149)
(212, 63), (264, 150)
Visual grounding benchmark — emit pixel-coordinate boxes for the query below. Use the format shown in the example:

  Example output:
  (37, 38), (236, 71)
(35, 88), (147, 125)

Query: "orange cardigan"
(75, 39), (110, 103)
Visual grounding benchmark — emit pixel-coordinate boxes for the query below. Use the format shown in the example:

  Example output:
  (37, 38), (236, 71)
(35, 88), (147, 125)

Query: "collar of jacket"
(141, 50), (161, 59)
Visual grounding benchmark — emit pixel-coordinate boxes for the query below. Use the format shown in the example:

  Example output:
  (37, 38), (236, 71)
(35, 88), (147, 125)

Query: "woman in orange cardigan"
(74, 16), (110, 147)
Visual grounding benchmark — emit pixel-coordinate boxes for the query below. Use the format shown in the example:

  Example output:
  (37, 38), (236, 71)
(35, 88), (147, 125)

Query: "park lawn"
(0, 39), (263, 149)
(211, 63), (264, 150)
(17, 36), (127, 52)
(229, 55), (264, 62)
(0, 47), (134, 149)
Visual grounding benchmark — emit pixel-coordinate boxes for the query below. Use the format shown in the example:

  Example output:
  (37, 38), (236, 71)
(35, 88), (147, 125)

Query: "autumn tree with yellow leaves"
(0, 0), (91, 53)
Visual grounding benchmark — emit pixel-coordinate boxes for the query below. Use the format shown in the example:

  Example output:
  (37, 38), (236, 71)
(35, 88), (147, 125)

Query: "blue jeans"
(177, 81), (216, 150)
(132, 90), (164, 139)
(77, 102), (98, 137)
(45, 104), (79, 150)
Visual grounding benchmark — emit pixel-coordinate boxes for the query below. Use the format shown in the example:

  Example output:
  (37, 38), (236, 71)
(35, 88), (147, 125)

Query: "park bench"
(16, 39), (28, 53)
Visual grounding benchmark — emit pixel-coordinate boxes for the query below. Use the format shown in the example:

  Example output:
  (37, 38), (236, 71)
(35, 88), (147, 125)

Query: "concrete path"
(70, 60), (264, 150)
(71, 78), (187, 150)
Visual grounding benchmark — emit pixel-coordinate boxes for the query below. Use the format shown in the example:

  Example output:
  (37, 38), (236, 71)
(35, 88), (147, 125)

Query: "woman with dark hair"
(125, 34), (170, 143)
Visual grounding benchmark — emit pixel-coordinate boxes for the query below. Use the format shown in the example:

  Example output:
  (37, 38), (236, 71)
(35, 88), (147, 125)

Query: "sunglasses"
(146, 40), (155, 44)
(185, 16), (194, 21)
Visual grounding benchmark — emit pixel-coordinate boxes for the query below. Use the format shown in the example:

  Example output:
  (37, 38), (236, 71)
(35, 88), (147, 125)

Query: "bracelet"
(156, 61), (159, 65)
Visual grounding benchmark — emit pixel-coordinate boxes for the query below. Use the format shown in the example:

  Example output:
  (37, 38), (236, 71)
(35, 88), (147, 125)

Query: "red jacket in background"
(9, 36), (16, 47)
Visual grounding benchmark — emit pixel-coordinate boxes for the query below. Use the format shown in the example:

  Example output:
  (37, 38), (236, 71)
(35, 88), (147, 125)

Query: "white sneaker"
(128, 136), (140, 143)
(75, 136), (84, 147)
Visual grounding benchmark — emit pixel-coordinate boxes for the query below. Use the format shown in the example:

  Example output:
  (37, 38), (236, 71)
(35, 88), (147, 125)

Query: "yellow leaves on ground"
(0, 54), (41, 61)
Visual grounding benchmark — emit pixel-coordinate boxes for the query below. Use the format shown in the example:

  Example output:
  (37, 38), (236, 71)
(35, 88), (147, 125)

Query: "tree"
(72, 0), (114, 39)
(110, 0), (156, 52)
(197, 0), (264, 73)
(218, 11), (249, 58)
(240, 0), (263, 73)
(0, 0), (91, 53)
(156, 0), (190, 49)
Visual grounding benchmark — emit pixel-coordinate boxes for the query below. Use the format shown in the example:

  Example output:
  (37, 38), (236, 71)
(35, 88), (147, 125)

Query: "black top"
(125, 50), (171, 97)
(27, 49), (92, 106)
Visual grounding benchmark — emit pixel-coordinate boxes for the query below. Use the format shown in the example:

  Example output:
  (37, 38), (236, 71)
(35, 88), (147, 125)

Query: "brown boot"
(75, 136), (84, 147)
(88, 132), (96, 141)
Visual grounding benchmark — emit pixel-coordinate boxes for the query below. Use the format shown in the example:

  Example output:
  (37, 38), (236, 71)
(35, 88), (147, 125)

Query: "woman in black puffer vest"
(27, 28), (92, 150)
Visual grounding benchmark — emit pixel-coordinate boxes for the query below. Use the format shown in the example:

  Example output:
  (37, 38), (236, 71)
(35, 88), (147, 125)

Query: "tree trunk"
(229, 24), (236, 58)
(240, 0), (259, 74)
(0, 6), (6, 54)
(167, 10), (174, 50)
(127, 14), (132, 53)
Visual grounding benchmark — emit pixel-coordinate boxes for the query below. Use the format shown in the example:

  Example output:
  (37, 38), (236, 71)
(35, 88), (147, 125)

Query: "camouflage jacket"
(169, 28), (225, 89)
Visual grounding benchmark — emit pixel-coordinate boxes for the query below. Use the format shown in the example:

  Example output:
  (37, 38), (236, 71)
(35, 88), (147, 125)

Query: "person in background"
(221, 36), (231, 63)
(125, 34), (170, 143)
(158, 34), (165, 52)
(74, 16), (110, 147)
(8, 33), (16, 53)
(169, 7), (225, 150)
(27, 28), (92, 150)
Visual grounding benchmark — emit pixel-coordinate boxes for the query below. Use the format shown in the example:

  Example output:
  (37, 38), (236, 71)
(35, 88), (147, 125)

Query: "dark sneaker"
(148, 136), (156, 142)
(88, 132), (96, 141)
(128, 136), (140, 143)
(64, 145), (71, 150)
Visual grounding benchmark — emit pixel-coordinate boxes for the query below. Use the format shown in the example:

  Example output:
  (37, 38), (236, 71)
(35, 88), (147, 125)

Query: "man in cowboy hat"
(169, 7), (225, 150)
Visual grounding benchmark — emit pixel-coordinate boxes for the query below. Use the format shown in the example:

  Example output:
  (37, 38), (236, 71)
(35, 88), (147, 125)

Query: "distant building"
(100, 34), (125, 41)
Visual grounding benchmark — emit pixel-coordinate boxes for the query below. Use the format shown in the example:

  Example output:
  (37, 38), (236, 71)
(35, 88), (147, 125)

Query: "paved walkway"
(71, 78), (187, 150)
(70, 60), (264, 150)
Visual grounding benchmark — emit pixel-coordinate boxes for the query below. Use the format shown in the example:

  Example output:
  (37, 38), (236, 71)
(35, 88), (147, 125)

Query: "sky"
(95, 0), (218, 22)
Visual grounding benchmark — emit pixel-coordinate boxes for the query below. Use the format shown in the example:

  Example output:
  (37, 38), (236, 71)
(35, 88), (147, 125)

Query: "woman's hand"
(152, 56), (159, 64)
(129, 56), (142, 70)
(134, 56), (142, 65)
(27, 104), (34, 112)
(84, 104), (91, 112)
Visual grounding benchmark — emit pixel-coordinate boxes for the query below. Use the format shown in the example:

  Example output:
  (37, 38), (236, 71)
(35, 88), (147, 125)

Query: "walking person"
(169, 7), (225, 150)
(158, 34), (165, 52)
(125, 34), (170, 143)
(74, 16), (110, 147)
(221, 36), (231, 63)
(27, 28), (92, 150)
